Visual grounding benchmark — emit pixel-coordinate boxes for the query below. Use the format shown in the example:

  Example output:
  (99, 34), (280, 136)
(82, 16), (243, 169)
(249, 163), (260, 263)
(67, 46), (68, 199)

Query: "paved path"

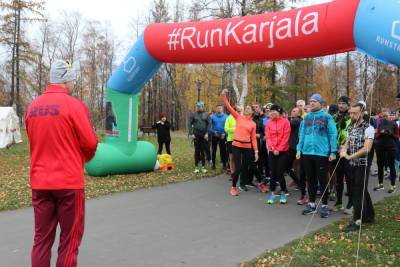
(0, 173), (397, 267)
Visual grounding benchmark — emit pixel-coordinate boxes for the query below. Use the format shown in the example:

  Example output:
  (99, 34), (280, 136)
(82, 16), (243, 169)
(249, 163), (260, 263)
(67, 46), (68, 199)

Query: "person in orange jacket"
(220, 89), (258, 196)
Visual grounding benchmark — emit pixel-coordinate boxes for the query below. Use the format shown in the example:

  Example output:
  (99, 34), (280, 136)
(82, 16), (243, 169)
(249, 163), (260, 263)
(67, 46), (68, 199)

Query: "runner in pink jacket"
(265, 104), (291, 204)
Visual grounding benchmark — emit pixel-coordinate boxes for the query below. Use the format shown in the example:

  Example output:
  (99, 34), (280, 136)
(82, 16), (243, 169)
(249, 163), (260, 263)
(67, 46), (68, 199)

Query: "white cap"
(50, 60), (76, 84)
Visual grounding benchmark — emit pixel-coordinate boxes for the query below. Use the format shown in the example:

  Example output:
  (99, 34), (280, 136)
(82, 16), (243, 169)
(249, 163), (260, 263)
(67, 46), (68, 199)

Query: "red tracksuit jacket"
(25, 85), (98, 190)
(266, 116), (291, 152)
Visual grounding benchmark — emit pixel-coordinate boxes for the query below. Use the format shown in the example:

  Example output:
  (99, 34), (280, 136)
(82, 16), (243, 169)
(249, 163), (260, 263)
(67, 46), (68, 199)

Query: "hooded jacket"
(296, 109), (338, 157)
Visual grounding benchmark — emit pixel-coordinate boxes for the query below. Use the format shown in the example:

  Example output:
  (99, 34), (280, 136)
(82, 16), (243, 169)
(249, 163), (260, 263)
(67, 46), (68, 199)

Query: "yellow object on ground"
(158, 154), (175, 171)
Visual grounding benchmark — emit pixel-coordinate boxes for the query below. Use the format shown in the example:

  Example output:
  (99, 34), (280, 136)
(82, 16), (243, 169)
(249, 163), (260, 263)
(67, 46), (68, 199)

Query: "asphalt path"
(0, 171), (397, 267)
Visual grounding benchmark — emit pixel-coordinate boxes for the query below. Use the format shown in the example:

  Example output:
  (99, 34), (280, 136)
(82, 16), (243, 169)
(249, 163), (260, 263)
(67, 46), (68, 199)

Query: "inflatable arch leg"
(85, 36), (161, 176)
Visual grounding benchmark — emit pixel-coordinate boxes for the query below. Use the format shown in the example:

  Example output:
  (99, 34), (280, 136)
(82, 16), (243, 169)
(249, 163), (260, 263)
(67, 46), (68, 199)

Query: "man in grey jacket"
(189, 102), (211, 173)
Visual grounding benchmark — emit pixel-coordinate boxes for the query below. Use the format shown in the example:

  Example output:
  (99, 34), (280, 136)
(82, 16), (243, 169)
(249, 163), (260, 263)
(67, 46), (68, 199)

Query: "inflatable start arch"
(86, 0), (400, 176)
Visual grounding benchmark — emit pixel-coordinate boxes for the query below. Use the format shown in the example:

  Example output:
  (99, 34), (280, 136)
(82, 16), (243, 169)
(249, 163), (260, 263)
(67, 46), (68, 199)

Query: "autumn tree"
(78, 20), (116, 127)
(0, 0), (45, 117)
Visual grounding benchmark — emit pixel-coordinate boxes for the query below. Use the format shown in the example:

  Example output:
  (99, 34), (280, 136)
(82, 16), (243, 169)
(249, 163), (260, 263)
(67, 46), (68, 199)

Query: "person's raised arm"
(220, 89), (239, 119)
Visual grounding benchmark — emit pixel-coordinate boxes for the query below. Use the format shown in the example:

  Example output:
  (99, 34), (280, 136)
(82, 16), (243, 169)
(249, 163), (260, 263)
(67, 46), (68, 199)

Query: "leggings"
(268, 152), (289, 193)
(376, 148), (397, 186)
(157, 140), (171, 155)
(231, 146), (253, 187)
(211, 135), (227, 167)
(261, 140), (270, 177)
(350, 165), (375, 223)
(334, 157), (351, 205)
(194, 134), (208, 167)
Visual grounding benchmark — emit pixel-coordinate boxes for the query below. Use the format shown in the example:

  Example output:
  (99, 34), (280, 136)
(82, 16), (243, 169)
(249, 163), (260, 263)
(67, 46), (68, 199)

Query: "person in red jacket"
(220, 89), (259, 196)
(25, 60), (98, 267)
(265, 105), (291, 204)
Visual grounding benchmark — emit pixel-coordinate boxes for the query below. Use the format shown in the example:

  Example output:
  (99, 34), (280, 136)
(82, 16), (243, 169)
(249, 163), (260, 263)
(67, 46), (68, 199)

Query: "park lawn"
(243, 194), (400, 267)
(0, 131), (224, 211)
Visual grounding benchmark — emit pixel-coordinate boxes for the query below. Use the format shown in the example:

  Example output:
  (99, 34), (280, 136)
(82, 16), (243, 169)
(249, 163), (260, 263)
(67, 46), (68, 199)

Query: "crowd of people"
(188, 89), (400, 232)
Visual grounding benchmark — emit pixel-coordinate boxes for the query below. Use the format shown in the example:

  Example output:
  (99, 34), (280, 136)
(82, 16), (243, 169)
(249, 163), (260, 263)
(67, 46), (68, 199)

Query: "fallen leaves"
(0, 133), (224, 211)
(247, 195), (400, 267)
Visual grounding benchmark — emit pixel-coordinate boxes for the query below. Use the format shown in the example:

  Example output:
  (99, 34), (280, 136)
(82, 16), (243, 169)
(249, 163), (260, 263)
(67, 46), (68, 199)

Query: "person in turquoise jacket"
(296, 93), (338, 219)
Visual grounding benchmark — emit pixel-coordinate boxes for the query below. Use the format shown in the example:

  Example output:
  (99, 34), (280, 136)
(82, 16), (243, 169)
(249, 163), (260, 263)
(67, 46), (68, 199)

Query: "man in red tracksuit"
(25, 60), (98, 267)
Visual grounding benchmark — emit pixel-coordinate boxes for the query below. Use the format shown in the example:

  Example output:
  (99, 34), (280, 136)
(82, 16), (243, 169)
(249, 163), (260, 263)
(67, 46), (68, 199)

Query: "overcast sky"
(44, 0), (331, 46)
(45, 0), (151, 43)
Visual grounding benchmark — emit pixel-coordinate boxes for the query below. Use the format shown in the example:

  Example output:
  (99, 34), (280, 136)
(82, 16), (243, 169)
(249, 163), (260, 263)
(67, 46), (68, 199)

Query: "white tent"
(0, 107), (22, 149)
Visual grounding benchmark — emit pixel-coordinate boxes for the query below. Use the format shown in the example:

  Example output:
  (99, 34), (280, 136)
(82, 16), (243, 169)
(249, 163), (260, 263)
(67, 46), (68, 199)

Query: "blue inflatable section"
(354, 0), (400, 66)
(107, 34), (162, 94)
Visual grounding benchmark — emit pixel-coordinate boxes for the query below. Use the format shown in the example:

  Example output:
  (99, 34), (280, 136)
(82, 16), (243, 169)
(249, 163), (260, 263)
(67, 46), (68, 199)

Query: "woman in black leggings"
(220, 89), (258, 196)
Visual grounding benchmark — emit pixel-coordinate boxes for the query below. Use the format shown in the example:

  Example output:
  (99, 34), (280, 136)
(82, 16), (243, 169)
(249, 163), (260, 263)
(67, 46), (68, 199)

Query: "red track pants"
(31, 189), (85, 267)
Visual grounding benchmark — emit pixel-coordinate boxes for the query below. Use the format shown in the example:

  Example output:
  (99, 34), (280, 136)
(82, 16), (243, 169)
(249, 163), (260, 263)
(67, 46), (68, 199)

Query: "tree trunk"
(293, 60), (299, 102)
(231, 63), (240, 104)
(241, 63), (248, 107)
(38, 23), (47, 95)
(376, 61), (381, 108)
(231, 63), (248, 107)
(147, 83), (151, 126)
(305, 59), (313, 100)
(15, 2), (21, 118)
(333, 55), (338, 100)
(271, 61), (276, 102)
(363, 55), (368, 101)
(9, 3), (18, 106)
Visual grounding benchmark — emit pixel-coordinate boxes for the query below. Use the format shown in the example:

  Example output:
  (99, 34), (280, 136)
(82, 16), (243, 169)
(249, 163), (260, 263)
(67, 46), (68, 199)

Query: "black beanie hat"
(338, 96), (350, 105)
(270, 104), (283, 114)
(328, 104), (339, 114)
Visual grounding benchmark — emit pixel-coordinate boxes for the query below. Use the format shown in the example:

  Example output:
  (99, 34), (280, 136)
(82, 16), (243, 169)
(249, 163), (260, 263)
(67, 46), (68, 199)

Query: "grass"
(242, 194), (400, 267)
(0, 131), (224, 211)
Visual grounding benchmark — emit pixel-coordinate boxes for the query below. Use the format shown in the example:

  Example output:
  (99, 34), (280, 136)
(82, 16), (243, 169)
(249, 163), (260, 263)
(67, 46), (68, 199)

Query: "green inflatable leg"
(85, 89), (157, 176)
